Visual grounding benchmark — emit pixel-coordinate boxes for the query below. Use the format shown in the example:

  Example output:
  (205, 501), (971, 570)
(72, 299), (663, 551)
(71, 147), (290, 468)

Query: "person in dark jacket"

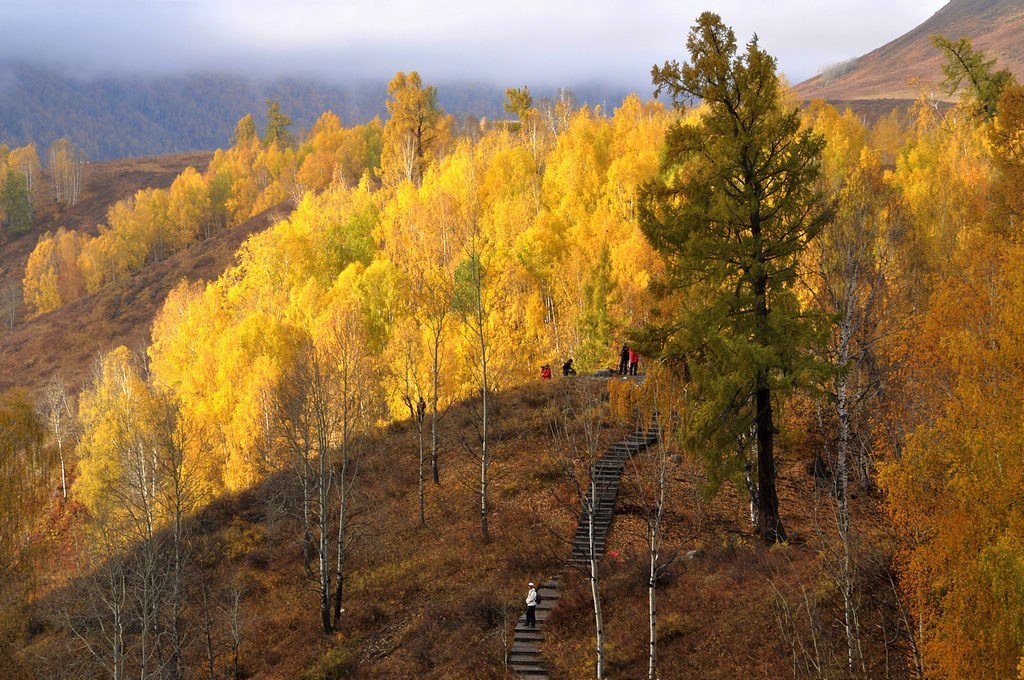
(619, 344), (629, 375)
(562, 358), (576, 376)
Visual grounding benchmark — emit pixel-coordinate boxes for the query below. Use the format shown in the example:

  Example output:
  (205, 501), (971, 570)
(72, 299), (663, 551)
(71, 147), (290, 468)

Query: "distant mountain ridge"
(796, 0), (1024, 102)
(0, 64), (632, 161)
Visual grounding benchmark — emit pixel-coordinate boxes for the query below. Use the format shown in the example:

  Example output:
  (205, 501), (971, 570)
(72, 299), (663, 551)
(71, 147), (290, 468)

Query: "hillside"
(0, 65), (632, 161)
(0, 201), (287, 396)
(0, 152), (300, 396)
(0, 153), (211, 281)
(795, 0), (1024, 102)
(6, 379), (910, 679)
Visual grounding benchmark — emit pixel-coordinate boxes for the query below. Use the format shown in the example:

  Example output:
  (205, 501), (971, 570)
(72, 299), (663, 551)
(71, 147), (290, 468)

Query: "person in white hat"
(525, 582), (538, 627)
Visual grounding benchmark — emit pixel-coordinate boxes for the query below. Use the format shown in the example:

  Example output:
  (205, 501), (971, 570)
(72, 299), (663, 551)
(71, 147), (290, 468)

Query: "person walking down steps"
(525, 582), (538, 627)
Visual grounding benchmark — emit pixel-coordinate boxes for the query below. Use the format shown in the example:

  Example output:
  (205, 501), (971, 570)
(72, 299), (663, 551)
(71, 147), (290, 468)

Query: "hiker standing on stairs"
(525, 582), (538, 627)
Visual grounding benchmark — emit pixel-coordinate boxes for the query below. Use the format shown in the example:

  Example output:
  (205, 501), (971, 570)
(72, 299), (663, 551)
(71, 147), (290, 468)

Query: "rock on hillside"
(796, 0), (1024, 102)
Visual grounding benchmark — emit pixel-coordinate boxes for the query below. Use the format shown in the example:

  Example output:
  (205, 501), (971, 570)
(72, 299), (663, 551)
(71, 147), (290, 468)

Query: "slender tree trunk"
(332, 442), (349, 627)
(170, 512), (184, 680)
(302, 451), (313, 576)
(649, 551), (658, 680)
(418, 420), (425, 525)
(431, 330), (441, 485)
(111, 560), (126, 680)
(228, 586), (243, 680)
(319, 445), (332, 633)
(835, 323), (863, 674)
(589, 478), (605, 679)
(480, 383), (489, 543)
(198, 556), (216, 680)
(476, 272), (490, 544)
(58, 445), (67, 499)
(648, 443), (666, 680)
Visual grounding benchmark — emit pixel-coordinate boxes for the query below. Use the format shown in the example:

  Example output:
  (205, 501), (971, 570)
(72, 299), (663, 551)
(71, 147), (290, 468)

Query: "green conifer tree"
(263, 99), (294, 147)
(638, 12), (833, 544)
(932, 34), (1017, 120)
(1, 170), (33, 233)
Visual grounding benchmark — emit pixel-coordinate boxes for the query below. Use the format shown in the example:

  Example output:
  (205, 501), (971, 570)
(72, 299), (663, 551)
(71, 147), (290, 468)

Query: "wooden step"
(511, 642), (541, 653)
(514, 426), (658, 679)
(512, 664), (545, 674)
(511, 655), (543, 666)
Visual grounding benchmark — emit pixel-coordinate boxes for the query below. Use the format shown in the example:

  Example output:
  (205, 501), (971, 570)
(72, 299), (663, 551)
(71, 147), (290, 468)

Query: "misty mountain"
(0, 64), (634, 161)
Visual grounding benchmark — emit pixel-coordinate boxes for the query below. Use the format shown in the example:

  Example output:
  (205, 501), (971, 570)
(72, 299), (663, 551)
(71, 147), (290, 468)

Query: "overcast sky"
(0, 0), (949, 88)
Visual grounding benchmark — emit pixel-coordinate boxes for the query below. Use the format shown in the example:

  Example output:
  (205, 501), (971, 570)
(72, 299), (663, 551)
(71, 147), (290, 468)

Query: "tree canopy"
(639, 12), (833, 544)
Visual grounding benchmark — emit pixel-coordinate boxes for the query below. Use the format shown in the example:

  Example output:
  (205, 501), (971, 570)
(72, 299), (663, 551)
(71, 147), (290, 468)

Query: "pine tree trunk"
(755, 380), (786, 544)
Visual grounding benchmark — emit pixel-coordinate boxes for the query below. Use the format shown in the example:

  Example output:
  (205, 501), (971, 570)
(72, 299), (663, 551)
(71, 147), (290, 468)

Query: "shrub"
(300, 638), (362, 680)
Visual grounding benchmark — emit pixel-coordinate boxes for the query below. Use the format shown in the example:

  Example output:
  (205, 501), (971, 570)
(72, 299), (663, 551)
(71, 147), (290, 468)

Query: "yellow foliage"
(144, 94), (679, 496)
(880, 234), (1024, 678)
(22, 228), (85, 315)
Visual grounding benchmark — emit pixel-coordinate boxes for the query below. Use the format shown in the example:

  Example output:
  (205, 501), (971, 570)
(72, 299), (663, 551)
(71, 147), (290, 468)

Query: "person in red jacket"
(628, 348), (638, 376)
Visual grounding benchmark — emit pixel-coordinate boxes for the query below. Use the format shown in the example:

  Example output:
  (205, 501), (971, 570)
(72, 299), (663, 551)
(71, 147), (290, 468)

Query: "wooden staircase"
(511, 420), (659, 679)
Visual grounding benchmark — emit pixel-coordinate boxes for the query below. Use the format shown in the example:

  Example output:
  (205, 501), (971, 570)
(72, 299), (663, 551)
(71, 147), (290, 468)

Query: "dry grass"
(6, 376), (913, 679)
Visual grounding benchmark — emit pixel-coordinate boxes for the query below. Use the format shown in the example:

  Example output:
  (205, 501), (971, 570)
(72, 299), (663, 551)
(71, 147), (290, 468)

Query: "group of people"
(619, 344), (638, 376)
(539, 346), (640, 381)
(540, 358), (576, 380)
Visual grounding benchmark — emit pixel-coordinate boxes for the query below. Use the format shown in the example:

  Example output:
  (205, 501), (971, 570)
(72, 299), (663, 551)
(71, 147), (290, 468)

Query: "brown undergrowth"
(8, 376), (911, 679)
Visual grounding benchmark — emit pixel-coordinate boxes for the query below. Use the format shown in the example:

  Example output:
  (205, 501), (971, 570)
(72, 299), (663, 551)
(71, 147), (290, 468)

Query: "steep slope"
(796, 0), (1024, 102)
(0, 153), (212, 288)
(6, 379), (909, 679)
(0, 200), (288, 396)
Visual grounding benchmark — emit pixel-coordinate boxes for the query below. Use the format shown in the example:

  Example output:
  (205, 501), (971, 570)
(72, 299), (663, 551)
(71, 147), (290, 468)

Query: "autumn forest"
(2, 9), (1024, 680)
